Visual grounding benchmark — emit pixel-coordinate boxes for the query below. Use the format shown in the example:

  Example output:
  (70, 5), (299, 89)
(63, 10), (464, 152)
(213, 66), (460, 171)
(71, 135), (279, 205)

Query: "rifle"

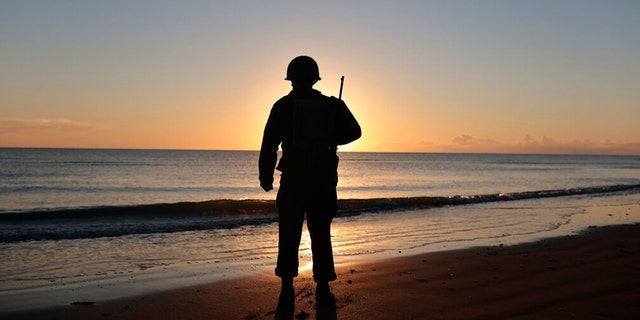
(338, 76), (344, 100)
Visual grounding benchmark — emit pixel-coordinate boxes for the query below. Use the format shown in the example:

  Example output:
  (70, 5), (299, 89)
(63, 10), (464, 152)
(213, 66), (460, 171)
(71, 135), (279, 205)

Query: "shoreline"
(4, 223), (639, 320)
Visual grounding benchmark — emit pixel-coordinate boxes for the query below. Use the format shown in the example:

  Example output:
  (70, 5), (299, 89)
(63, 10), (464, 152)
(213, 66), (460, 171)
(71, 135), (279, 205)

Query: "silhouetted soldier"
(259, 56), (361, 309)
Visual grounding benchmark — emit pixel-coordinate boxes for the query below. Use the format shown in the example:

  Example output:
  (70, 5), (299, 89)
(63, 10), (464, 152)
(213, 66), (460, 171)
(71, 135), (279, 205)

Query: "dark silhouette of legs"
(275, 207), (304, 279)
(307, 211), (336, 282)
(277, 276), (295, 310)
(315, 281), (336, 307)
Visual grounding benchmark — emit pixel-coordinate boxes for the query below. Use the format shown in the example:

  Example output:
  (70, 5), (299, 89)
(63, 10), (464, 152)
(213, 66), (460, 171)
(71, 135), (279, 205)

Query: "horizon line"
(1, 146), (638, 157)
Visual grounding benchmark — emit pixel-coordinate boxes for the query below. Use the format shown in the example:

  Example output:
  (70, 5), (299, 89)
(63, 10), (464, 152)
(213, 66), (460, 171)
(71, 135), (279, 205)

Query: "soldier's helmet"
(285, 56), (321, 81)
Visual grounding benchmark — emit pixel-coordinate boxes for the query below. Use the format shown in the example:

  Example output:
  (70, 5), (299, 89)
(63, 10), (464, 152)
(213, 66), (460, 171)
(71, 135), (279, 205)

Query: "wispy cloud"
(451, 135), (498, 147)
(514, 135), (640, 155)
(381, 134), (640, 155)
(0, 118), (92, 133)
(445, 134), (640, 155)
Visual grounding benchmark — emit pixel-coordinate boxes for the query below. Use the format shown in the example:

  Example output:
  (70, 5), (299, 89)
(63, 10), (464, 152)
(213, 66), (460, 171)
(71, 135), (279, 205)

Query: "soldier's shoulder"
(314, 91), (340, 103)
(273, 95), (294, 109)
(275, 95), (292, 104)
(325, 95), (347, 108)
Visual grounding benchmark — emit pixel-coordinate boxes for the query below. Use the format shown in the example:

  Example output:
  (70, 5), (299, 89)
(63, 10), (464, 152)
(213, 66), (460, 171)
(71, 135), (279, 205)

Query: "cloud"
(441, 134), (640, 155)
(522, 135), (557, 146)
(510, 135), (640, 155)
(0, 118), (91, 133)
(452, 134), (475, 146)
(451, 135), (497, 147)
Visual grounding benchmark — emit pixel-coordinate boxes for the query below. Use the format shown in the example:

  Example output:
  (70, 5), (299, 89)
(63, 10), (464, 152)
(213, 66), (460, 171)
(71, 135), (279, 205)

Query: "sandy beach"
(3, 222), (638, 320)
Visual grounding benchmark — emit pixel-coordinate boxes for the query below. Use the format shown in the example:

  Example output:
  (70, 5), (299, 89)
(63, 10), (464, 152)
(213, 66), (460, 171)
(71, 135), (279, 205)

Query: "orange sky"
(2, 1), (639, 155)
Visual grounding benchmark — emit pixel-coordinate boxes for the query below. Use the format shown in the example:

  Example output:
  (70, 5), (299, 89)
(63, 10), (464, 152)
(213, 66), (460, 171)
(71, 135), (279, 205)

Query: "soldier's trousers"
(275, 176), (338, 282)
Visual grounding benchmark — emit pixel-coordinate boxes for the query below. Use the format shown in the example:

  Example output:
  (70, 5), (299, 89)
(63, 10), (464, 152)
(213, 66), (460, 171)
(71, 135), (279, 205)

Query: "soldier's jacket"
(259, 88), (361, 187)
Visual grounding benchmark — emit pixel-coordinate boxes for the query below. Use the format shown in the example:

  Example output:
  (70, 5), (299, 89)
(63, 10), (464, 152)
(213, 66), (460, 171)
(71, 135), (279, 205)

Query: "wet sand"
(3, 223), (639, 320)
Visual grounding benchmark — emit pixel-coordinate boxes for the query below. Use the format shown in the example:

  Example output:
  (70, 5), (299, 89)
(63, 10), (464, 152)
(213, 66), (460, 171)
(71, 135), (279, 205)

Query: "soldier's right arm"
(334, 99), (362, 145)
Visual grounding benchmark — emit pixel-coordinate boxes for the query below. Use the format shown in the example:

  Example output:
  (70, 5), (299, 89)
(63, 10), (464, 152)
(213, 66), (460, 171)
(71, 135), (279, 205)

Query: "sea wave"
(1, 184), (639, 243)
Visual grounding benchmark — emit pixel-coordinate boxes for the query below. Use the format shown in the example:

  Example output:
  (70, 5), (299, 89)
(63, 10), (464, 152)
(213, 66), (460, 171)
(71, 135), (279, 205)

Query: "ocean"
(1, 148), (640, 311)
